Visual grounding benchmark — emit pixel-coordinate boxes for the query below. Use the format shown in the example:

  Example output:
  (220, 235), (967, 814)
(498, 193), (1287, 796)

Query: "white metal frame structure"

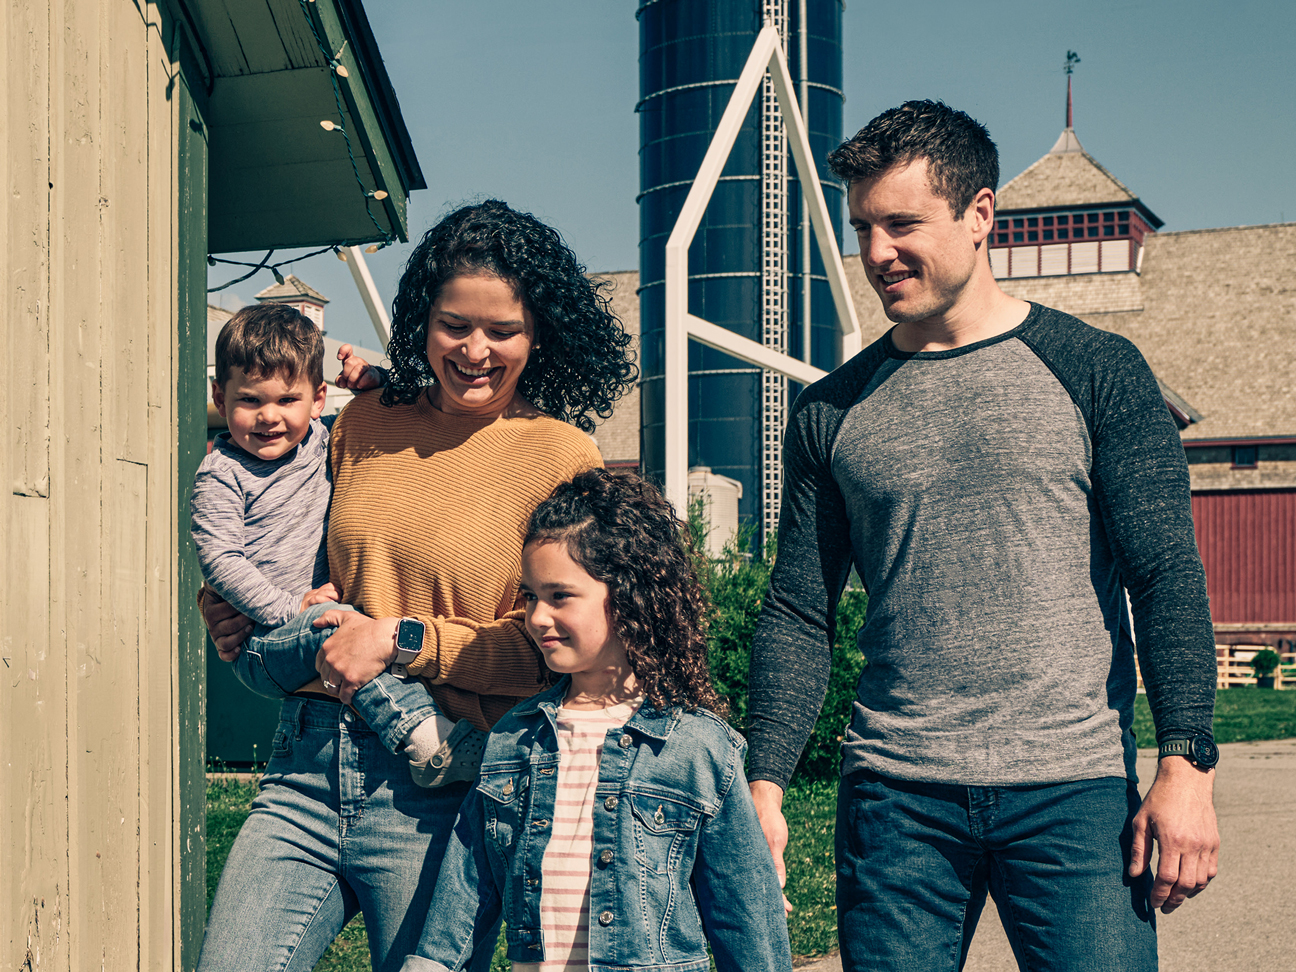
(663, 22), (861, 514)
(345, 245), (393, 351)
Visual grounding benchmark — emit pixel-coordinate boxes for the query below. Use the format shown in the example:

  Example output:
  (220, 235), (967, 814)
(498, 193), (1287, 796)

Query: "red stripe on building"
(1192, 489), (1296, 624)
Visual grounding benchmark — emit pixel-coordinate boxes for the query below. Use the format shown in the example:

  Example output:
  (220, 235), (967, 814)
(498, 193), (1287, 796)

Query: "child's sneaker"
(410, 718), (488, 788)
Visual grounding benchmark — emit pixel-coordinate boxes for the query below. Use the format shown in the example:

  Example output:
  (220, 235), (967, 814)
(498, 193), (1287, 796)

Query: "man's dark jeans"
(835, 769), (1158, 971)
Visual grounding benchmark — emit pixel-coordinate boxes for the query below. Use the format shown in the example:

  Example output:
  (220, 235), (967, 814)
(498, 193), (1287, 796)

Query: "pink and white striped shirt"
(512, 699), (641, 972)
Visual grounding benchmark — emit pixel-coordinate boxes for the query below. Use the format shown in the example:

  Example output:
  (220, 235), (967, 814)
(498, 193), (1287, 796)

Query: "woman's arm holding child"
(313, 610), (543, 705)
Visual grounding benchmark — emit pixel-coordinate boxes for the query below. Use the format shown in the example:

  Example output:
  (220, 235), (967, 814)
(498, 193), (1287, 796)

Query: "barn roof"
(996, 127), (1162, 228)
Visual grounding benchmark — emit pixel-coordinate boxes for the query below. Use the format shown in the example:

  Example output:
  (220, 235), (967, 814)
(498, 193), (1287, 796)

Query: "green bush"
(691, 510), (867, 784)
(1250, 648), (1281, 678)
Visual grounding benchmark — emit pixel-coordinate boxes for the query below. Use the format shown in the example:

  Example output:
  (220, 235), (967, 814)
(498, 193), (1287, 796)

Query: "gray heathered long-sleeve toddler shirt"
(748, 304), (1217, 789)
(190, 416), (332, 628)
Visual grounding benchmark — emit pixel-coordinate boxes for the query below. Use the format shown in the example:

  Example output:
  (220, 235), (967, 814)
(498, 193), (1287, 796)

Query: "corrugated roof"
(1123, 223), (1296, 441)
(254, 274), (330, 304)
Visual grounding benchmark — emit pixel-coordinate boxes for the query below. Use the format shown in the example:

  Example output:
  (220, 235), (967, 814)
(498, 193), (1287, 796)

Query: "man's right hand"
(750, 779), (793, 914)
(200, 584), (253, 660)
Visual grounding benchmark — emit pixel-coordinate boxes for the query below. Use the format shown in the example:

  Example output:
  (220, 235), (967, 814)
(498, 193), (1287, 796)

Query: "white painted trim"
(687, 315), (828, 386)
(662, 23), (860, 513)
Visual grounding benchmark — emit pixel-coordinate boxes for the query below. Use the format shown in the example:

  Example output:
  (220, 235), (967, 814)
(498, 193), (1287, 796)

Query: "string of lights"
(205, 0), (395, 294)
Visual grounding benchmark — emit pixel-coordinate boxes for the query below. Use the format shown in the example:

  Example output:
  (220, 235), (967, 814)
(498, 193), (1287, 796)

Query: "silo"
(637, 0), (844, 540)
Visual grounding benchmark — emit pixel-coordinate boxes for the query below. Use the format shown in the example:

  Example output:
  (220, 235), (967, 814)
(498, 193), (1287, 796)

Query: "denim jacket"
(402, 677), (792, 972)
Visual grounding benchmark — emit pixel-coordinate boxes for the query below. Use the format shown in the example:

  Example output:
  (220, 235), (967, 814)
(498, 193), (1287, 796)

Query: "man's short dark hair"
(214, 302), (324, 388)
(828, 100), (999, 218)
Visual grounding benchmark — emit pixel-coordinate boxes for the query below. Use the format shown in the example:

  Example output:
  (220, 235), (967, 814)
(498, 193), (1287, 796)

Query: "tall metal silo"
(637, 0), (844, 540)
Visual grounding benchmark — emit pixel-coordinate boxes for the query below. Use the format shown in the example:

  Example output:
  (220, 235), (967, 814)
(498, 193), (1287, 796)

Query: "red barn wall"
(1192, 489), (1296, 624)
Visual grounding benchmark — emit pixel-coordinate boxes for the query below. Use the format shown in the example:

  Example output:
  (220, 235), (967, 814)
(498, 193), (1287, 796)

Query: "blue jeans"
(835, 769), (1157, 972)
(232, 602), (442, 754)
(197, 697), (492, 972)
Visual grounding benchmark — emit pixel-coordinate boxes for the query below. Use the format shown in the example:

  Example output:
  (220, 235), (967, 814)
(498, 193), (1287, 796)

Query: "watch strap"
(1158, 739), (1193, 759)
(1158, 735), (1218, 768)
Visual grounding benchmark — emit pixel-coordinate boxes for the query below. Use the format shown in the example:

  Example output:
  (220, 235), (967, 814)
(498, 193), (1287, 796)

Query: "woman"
(197, 200), (636, 972)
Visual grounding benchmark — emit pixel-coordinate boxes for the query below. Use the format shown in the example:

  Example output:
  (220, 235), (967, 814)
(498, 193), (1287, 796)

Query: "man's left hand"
(1129, 755), (1219, 914)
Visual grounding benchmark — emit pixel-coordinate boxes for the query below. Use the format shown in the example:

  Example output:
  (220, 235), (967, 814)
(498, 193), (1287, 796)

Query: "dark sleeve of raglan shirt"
(747, 347), (886, 789)
(1020, 310), (1216, 745)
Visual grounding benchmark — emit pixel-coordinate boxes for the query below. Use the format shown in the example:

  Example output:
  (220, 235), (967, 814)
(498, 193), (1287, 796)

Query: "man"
(746, 101), (1219, 971)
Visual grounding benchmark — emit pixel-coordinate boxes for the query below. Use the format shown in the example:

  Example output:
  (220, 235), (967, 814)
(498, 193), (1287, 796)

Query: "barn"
(0, 1), (423, 966)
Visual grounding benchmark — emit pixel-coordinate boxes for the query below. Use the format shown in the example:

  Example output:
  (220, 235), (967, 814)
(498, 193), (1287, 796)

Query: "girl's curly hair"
(381, 200), (637, 432)
(524, 469), (724, 716)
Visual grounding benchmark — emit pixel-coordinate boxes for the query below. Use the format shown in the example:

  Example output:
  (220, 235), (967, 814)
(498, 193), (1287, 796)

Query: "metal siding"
(1192, 490), (1296, 623)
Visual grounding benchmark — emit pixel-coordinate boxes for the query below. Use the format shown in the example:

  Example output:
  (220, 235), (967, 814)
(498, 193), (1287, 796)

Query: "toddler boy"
(192, 303), (472, 781)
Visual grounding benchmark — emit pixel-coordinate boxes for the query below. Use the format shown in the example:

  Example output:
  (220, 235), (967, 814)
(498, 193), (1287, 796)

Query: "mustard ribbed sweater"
(328, 391), (602, 728)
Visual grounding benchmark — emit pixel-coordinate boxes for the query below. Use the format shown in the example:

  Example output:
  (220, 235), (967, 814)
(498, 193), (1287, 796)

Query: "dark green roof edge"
(993, 198), (1164, 231)
(334, 0), (426, 195)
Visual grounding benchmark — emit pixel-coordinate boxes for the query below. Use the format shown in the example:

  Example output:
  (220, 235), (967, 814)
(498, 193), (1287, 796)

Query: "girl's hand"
(314, 612), (399, 703)
(300, 582), (342, 612)
(335, 344), (383, 391)
(201, 584), (253, 661)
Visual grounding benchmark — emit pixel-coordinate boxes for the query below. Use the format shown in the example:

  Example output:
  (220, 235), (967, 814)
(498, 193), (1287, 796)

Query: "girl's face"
(520, 540), (631, 684)
(425, 273), (534, 419)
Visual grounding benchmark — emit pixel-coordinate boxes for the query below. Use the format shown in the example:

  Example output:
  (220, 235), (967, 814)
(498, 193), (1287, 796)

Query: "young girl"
(400, 469), (793, 972)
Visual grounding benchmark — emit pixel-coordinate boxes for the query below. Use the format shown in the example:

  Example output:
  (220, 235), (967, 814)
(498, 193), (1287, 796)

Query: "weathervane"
(1063, 50), (1080, 129)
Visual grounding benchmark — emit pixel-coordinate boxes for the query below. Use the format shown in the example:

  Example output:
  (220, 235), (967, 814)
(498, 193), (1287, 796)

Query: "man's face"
(848, 159), (987, 327)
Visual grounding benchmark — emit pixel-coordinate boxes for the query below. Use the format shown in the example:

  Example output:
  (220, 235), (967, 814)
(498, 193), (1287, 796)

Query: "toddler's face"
(519, 540), (630, 681)
(213, 367), (326, 461)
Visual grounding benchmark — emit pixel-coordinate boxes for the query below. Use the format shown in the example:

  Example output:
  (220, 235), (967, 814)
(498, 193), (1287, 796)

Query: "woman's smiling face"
(425, 273), (535, 419)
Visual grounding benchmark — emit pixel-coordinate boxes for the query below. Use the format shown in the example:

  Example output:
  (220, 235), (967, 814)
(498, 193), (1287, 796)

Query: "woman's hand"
(314, 611), (399, 703)
(201, 584), (253, 661)
(300, 582), (342, 613)
(335, 344), (383, 391)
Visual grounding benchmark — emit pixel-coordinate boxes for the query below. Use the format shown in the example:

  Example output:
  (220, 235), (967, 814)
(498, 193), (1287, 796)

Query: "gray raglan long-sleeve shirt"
(748, 304), (1216, 789)
(190, 416), (333, 628)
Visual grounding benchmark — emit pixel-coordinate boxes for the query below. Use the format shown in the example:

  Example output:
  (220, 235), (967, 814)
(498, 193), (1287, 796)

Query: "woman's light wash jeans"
(196, 696), (493, 972)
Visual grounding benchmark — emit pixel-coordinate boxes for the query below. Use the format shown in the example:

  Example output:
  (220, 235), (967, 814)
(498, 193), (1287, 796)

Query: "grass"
(206, 688), (1296, 968)
(1132, 685), (1296, 747)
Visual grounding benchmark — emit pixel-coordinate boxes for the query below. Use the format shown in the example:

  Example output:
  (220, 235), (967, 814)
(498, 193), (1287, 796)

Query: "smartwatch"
(1158, 735), (1219, 769)
(391, 617), (426, 676)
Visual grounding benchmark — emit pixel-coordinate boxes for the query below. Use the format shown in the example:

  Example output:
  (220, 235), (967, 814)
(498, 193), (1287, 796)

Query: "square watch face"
(396, 621), (425, 653)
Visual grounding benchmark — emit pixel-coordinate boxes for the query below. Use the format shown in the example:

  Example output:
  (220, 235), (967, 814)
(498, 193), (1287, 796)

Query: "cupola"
(254, 274), (329, 329)
(990, 73), (1162, 279)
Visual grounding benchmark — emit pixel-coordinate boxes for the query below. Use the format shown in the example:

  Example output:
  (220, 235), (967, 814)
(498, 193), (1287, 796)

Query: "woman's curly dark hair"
(381, 200), (637, 432)
(524, 469), (725, 716)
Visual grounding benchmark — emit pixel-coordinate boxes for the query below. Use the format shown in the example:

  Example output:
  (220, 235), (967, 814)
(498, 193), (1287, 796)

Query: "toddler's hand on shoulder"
(335, 345), (384, 391)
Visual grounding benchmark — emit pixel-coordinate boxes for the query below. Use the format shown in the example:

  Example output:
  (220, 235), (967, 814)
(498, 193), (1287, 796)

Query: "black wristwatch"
(391, 617), (426, 676)
(1158, 735), (1219, 769)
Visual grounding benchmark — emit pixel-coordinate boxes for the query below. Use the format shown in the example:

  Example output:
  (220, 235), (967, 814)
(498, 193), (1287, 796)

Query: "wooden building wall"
(1, 2), (206, 968)
(1193, 489), (1296, 625)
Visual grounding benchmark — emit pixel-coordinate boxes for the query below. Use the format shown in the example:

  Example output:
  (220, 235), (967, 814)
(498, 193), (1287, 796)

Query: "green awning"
(184, 0), (426, 252)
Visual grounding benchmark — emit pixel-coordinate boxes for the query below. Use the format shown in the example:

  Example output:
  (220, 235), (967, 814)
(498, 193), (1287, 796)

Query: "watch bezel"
(394, 617), (426, 665)
(1188, 735), (1219, 768)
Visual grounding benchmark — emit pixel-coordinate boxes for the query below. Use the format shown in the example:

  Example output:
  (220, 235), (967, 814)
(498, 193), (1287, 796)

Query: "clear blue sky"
(208, 0), (1296, 355)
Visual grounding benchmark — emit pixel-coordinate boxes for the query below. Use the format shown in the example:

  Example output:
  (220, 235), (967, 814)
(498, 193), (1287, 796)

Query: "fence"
(1215, 646), (1296, 690)
(1135, 646), (1296, 692)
